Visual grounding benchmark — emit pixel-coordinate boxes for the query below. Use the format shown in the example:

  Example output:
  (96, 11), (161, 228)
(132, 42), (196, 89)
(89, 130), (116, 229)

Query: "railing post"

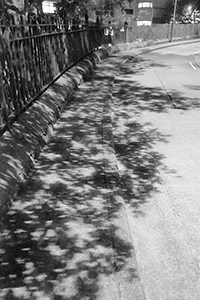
(169, 0), (178, 42)
(124, 21), (128, 43)
(0, 19), (104, 135)
(0, 63), (8, 127)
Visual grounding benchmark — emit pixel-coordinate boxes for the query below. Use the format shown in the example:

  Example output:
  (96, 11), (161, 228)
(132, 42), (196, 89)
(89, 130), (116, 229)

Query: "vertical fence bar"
(0, 21), (105, 134)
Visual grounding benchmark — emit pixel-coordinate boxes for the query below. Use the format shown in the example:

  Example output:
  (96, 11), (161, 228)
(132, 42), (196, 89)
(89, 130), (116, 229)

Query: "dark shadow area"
(0, 58), (137, 300)
(120, 56), (168, 77)
(111, 53), (200, 216)
(114, 122), (167, 216)
(0, 62), (95, 217)
(0, 52), (197, 298)
(0, 77), (74, 216)
(114, 55), (200, 112)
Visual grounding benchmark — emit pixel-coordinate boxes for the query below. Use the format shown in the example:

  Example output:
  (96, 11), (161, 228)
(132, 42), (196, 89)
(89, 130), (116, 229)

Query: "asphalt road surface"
(114, 41), (200, 299)
(0, 41), (200, 300)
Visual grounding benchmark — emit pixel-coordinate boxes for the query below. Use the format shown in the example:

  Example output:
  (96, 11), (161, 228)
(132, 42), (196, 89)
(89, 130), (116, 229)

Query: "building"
(122, 0), (169, 25)
(42, 0), (57, 14)
(137, 0), (153, 26)
(152, 0), (168, 23)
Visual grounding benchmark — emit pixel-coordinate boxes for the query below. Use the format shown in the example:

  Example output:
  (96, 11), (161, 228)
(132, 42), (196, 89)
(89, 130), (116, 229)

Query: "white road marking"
(189, 61), (197, 70)
(193, 50), (200, 70)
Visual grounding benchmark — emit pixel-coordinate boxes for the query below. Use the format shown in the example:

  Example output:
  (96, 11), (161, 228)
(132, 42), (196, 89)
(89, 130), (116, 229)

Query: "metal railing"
(0, 20), (104, 135)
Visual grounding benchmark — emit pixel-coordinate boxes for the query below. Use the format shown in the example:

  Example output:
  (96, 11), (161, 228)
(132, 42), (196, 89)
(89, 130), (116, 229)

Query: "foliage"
(56, 0), (134, 23)
(56, 0), (93, 21)
(0, 0), (24, 14)
(176, 0), (200, 15)
(162, 0), (200, 23)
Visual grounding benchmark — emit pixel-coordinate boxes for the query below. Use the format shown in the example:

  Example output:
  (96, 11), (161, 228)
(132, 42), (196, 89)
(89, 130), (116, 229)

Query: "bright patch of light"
(42, 1), (56, 14)
(138, 2), (153, 8)
(137, 21), (152, 26)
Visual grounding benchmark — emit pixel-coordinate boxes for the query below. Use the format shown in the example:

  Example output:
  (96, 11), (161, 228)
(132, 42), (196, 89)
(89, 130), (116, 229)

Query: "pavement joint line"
(154, 70), (177, 109)
(1, 38), (198, 297)
(99, 55), (147, 299)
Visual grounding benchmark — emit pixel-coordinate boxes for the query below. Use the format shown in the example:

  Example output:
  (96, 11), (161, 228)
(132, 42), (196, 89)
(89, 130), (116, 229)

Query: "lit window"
(42, 1), (56, 13)
(138, 2), (153, 8)
(137, 20), (152, 26)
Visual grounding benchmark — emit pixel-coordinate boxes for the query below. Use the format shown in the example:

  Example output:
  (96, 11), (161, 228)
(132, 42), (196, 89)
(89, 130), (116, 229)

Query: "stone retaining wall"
(0, 45), (119, 220)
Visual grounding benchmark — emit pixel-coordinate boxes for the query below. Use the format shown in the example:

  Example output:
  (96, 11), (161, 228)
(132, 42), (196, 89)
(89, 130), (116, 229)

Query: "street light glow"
(188, 5), (192, 13)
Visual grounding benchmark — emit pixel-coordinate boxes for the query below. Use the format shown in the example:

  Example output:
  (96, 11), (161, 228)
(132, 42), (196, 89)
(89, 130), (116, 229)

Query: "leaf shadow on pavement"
(111, 56), (200, 216)
(0, 62), (138, 300)
(0, 54), (198, 299)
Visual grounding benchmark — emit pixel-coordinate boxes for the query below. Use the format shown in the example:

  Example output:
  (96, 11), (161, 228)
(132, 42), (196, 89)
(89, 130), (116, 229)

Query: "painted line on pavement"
(154, 70), (177, 108)
(189, 61), (197, 70)
(193, 49), (200, 70)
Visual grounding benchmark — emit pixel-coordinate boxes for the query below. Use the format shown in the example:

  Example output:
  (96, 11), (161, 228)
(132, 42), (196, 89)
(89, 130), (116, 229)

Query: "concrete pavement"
(0, 38), (200, 220)
(0, 46), (118, 220)
(111, 42), (200, 300)
(0, 38), (200, 299)
(0, 49), (147, 299)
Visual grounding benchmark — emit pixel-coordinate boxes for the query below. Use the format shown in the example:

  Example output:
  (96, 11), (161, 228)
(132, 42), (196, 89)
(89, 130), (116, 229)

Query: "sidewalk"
(0, 52), (146, 299)
(0, 37), (199, 299)
(0, 46), (116, 220)
(1, 38), (199, 219)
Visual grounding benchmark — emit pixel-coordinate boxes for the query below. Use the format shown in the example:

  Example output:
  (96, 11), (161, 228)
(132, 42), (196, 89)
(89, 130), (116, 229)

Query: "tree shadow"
(0, 53), (197, 299)
(111, 53), (200, 216)
(0, 57), (138, 300)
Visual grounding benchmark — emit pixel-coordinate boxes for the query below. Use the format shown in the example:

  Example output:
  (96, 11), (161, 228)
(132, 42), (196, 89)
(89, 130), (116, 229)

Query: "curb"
(116, 36), (200, 52)
(1, 36), (198, 219)
(0, 45), (120, 220)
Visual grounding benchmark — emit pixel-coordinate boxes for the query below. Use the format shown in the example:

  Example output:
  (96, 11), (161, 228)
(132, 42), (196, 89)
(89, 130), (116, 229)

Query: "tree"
(56, 0), (134, 24)
(92, 0), (133, 15)
(0, 0), (25, 14)
(176, 0), (199, 14)
(56, 0), (94, 23)
(162, 0), (200, 23)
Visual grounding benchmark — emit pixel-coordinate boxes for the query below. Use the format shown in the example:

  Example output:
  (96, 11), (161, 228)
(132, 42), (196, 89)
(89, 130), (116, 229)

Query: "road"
(113, 42), (200, 299)
(0, 41), (200, 300)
